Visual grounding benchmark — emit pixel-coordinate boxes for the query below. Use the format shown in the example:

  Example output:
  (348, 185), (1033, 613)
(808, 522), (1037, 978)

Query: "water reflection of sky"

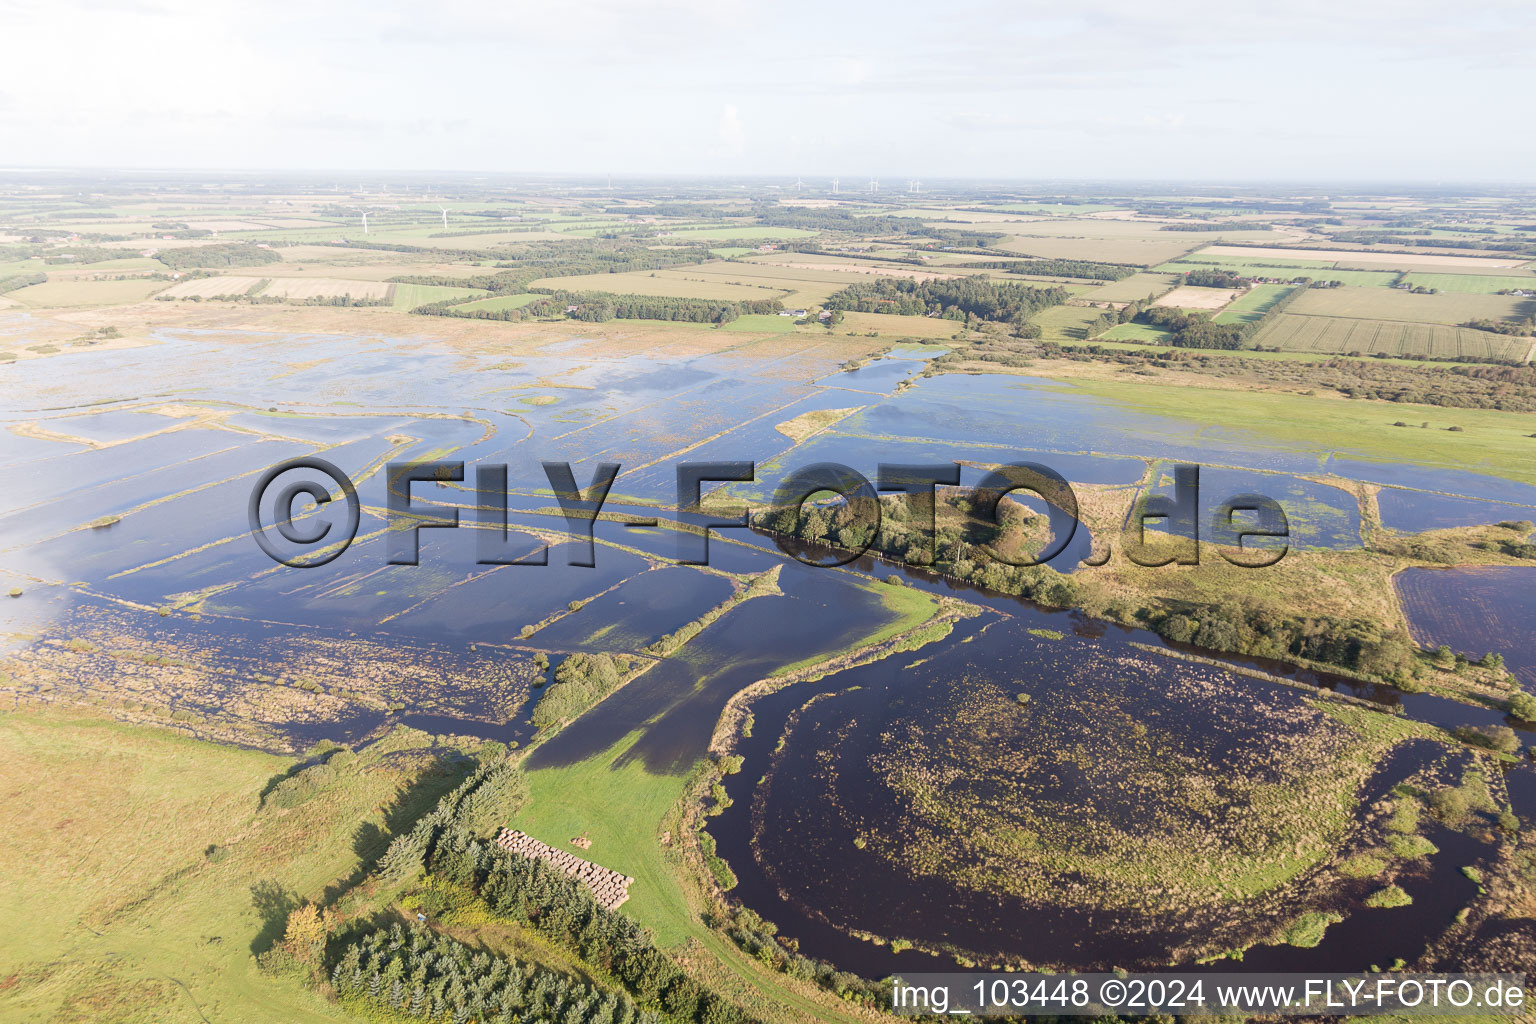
(3, 325), (1532, 719)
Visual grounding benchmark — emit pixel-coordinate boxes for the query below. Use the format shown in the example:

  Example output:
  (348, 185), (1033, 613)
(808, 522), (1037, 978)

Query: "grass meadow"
(722, 313), (798, 333)
(1033, 304), (1113, 342)
(0, 708), (473, 1023)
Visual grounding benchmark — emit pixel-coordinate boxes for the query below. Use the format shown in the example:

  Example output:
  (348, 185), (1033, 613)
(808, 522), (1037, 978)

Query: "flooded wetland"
(4, 316), (1534, 980)
(4, 184), (1536, 1022)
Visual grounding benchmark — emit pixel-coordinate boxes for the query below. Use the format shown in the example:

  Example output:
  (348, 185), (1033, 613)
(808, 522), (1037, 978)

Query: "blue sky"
(1, 0), (1531, 180)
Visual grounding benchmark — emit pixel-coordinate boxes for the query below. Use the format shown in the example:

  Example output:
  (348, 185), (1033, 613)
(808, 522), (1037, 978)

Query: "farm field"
(7, 277), (167, 307)
(1400, 272), (1536, 293)
(390, 283), (488, 309)
(1251, 312), (1530, 360)
(159, 275), (268, 298)
(1080, 271), (1180, 302)
(1213, 283), (1299, 325)
(1153, 285), (1237, 310)
(748, 257), (963, 284)
(261, 278), (392, 301)
(1163, 259), (1403, 288)
(1285, 286), (1530, 325)
(527, 270), (786, 301)
(658, 225), (817, 241)
(1199, 244), (1531, 271)
(721, 313), (798, 333)
(998, 232), (1203, 266)
(1030, 303), (1106, 342)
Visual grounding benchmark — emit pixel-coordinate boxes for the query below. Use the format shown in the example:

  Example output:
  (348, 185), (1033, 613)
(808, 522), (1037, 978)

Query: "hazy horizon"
(3, 0), (1533, 182)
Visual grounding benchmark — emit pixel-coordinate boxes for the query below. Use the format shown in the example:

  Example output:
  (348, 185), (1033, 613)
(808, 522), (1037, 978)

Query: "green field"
(1252, 313), (1529, 360)
(8, 277), (167, 307)
(1285, 285), (1526, 325)
(722, 313), (798, 333)
(0, 708), (469, 1024)
(390, 283), (488, 309)
(1031, 304), (1106, 342)
(1000, 232), (1201, 266)
(1058, 372), (1536, 485)
(1213, 283), (1299, 325)
(1399, 272), (1536, 294)
(1080, 271), (1180, 303)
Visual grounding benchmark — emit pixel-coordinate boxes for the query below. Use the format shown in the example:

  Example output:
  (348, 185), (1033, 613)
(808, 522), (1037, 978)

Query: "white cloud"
(717, 104), (745, 159)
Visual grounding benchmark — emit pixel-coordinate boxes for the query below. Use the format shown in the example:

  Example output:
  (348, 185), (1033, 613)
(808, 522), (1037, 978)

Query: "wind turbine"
(831, 177), (839, 195)
(360, 210), (369, 235)
(440, 206), (449, 229)
(795, 175), (803, 193)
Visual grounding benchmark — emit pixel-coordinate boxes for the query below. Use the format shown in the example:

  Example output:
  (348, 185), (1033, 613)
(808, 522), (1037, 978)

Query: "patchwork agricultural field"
(1400, 272), (1536, 293)
(1199, 244), (1532, 271)
(1164, 259), (1404, 288)
(1252, 312), (1530, 359)
(1285, 286), (1531, 325)
(1081, 271), (1180, 302)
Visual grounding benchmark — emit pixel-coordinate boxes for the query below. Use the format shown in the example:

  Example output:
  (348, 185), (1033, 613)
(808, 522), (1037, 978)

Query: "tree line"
(951, 258), (1139, 281)
(530, 652), (631, 730)
(154, 243), (280, 270)
(1180, 268), (1247, 288)
(331, 923), (648, 1024)
(424, 824), (763, 1024)
(753, 490), (1422, 684)
(0, 271), (46, 294)
(414, 291), (783, 325)
(823, 277), (1068, 326)
(1160, 221), (1271, 232)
